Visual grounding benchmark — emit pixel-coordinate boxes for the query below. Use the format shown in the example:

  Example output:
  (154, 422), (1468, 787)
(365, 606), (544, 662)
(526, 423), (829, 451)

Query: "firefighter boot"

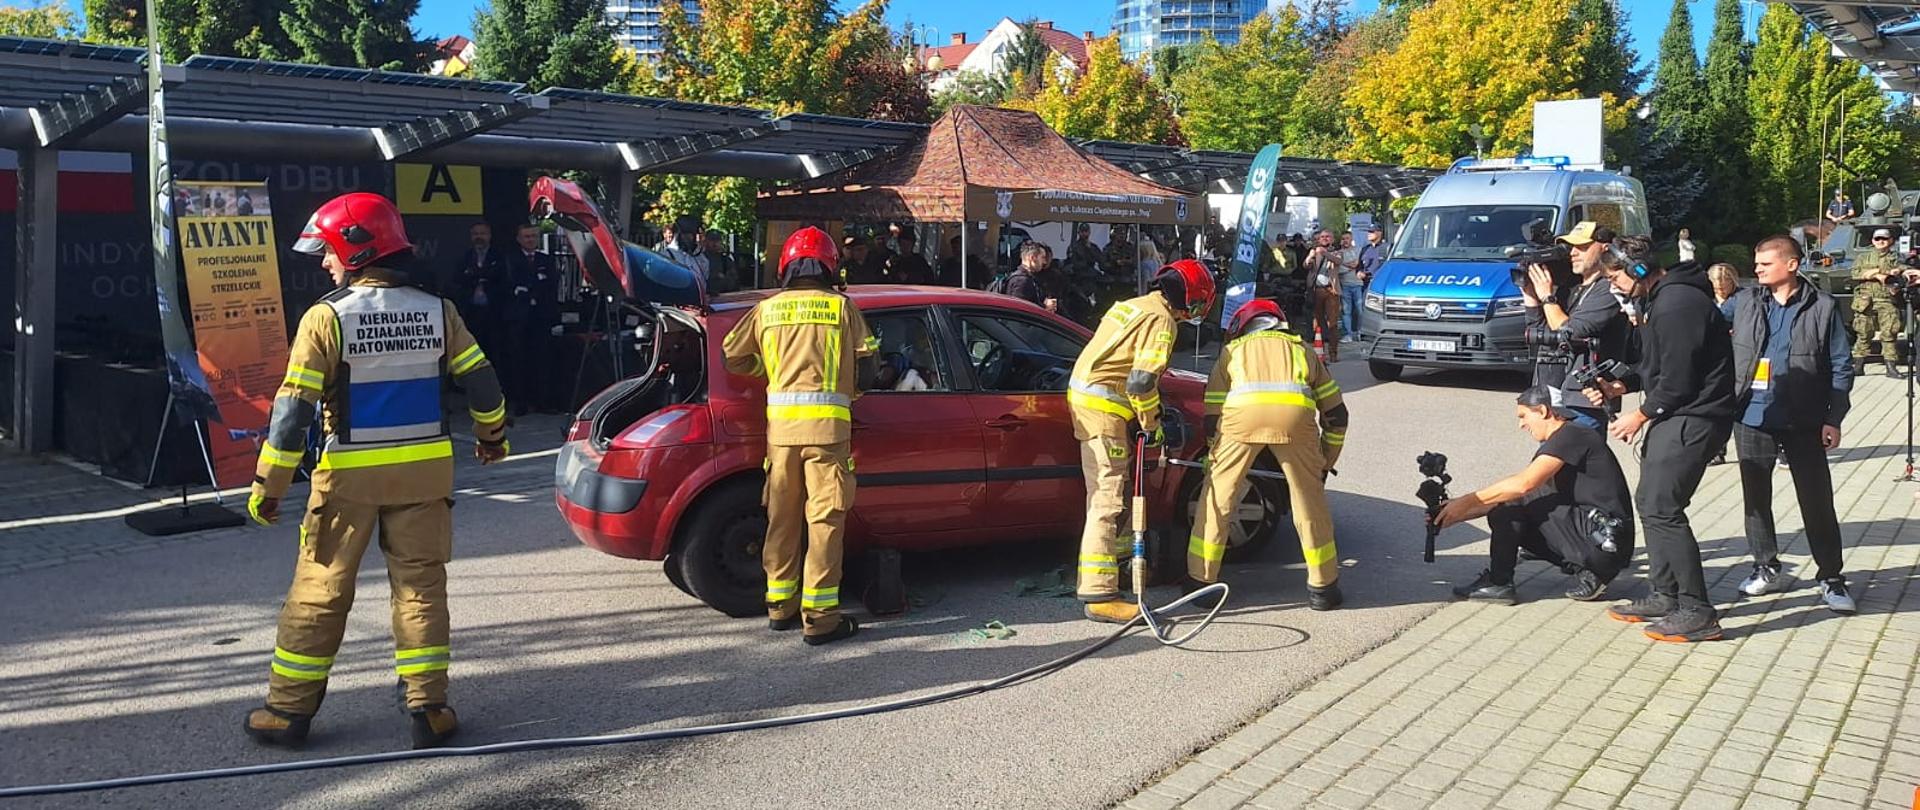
(243, 707), (312, 748)
(1084, 600), (1141, 624)
(1307, 583), (1344, 611)
(409, 704), (459, 749)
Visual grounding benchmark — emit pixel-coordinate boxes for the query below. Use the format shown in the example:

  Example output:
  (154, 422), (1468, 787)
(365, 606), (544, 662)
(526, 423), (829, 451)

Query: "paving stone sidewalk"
(1124, 374), (1920, 810)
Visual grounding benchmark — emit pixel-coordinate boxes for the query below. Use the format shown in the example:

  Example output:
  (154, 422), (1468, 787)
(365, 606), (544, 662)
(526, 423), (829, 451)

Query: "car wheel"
(1178, 467), (1288, 564)
(677, 481), (771, 618)
(662, 553), (693, 597)
(1368, 360), (1403, 382)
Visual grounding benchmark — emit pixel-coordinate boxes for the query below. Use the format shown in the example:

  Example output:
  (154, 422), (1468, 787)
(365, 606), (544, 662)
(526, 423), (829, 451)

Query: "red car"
(555, 285), (1290, 616)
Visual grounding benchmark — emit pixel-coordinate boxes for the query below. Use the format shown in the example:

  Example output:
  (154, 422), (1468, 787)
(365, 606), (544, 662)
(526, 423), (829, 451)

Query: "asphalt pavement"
(0, 352), (1546, 810)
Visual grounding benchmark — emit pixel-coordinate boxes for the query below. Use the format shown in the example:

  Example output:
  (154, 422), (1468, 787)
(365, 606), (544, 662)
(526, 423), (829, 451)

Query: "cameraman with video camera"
(1434, 386), (1635, 604)
(1585, 238), (1737, 644)
(1523, 222), (1630, 430)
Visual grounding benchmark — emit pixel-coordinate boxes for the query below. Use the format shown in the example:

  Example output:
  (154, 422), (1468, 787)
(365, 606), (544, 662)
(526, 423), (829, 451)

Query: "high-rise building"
(608, 0), (700, 61)
(1113, 0), (1267, 62)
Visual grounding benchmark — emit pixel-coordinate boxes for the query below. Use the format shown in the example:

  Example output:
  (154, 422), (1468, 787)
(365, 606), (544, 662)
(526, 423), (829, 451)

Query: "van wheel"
(1368, 360), (1403, 382)
(677, 482), (770, 618)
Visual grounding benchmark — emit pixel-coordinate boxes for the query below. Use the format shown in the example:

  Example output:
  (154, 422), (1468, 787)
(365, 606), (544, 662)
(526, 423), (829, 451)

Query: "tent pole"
(1135, 223), (1144, 296)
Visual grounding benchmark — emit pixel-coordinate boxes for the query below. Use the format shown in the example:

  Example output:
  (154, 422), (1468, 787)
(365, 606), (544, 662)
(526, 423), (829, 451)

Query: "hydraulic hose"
(0, 593), (1224, 799)
(1, 441), (1241, 799)
(1131, 434), (1230, 645)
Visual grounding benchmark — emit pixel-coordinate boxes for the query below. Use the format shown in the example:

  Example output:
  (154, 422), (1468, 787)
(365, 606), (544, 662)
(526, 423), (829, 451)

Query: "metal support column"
(12, 145), (57, 452)
(612, 167), (637, 239)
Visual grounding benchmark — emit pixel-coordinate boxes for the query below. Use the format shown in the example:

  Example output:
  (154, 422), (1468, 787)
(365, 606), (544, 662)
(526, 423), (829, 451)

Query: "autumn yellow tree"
(1341, 0), (1631, 166)
(1014, 36), (1178, 144)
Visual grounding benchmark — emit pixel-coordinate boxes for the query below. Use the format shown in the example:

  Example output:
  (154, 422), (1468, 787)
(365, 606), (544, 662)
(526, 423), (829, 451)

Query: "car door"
(848, 306), (990, 544)
(948, 307), (1089, 532)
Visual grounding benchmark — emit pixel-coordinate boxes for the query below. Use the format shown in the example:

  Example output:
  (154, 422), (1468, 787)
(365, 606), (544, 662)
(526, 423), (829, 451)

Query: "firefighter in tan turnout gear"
(1189, 298), (1349, 610)
(722, 226), (875, 645)
(1072, 258), (1217, 623)
(243, 193), (508, 750)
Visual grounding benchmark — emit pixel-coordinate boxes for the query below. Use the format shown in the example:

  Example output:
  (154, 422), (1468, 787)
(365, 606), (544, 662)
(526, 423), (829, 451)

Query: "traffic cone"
(1313, 324), (1327, 363)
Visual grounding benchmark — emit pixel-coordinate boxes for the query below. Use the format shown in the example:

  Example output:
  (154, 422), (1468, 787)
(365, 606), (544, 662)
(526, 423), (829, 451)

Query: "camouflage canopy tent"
(757, 105), (1202, 227)
(756, 105), (1203, 287)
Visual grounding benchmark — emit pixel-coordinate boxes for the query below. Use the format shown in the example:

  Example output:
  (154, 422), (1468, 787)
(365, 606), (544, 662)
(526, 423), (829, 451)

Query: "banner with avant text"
(177, 181), (289, 487)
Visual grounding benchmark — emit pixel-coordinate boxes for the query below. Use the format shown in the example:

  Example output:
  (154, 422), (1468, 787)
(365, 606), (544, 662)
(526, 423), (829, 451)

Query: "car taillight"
(612, 405), (713, 449)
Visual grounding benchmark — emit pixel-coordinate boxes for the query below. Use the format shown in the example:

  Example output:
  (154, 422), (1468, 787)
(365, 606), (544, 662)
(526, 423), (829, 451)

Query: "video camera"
(1524, 326), (1592, 354)
(1415, 452), (1451, 564)
(1504, 218), (1575, 291)
(1885, 271), (1920, 307)
(1566, 358), (1630, 391)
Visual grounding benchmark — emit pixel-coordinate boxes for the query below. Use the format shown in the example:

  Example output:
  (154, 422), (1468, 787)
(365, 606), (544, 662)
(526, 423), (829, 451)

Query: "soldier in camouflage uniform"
(1851, 228), (1904, 377)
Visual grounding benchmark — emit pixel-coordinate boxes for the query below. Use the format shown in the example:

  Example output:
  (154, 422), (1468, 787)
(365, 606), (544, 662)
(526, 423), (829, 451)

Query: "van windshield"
(1390, 206), (1559, 261)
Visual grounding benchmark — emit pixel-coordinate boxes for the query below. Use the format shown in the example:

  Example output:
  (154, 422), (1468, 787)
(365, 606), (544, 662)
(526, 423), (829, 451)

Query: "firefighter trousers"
(763, 442), (853, 635)
(267, 493), (453, 716)
(1076, 434), (1133, 600)
(1190, 438), (1338, 588)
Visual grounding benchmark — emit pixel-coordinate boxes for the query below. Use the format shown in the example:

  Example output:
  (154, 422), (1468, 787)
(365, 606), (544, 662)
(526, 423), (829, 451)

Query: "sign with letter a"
(397, 163), (482, 214)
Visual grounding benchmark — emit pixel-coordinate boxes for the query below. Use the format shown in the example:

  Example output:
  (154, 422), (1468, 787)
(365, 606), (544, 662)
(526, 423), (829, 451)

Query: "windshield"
(1390, 205), (1559, 261)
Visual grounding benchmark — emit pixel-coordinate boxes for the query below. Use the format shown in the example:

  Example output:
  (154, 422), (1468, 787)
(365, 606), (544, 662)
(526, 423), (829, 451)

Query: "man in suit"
(503, 223), (560, 414)
(451, 222), (509, 360)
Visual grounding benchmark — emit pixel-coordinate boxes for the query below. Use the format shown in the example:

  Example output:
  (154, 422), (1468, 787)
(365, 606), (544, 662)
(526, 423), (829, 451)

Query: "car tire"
(677, 481), (772, 619)
(662, 553), (693, 597)
(1368, 360), (1403, 382)
(1175, 466), (1289, 566)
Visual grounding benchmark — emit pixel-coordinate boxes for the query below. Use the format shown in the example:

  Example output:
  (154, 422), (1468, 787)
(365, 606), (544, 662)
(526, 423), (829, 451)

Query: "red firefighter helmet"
(293, 193), (413, 271)
(1226, 298), (1285, 338)
(778, 226), (839, 282)
(1155, 258), (1217, 316)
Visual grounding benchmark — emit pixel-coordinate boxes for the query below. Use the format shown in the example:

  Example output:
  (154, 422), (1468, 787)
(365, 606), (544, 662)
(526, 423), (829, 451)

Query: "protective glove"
(1137, 425), (1164, 448)
(247, 483), (280, 527)
(476, 438), (510, 465)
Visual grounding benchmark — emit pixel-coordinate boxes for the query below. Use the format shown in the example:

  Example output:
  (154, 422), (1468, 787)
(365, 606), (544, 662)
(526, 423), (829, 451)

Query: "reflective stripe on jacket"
(1202, 328), (1344, 447)
(253, 269), (505, 506)
(720, 287), (875, 446)
(1069, 294), (1177, 441)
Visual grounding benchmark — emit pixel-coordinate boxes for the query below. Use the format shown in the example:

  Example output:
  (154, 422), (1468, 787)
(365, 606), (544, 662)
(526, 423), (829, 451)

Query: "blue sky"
(39, 0), (1728, 74)
(406, 0), (1727, 74)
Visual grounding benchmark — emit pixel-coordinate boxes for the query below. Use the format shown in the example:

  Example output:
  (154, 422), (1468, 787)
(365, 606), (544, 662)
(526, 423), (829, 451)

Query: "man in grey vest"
(1721, 235), (1855, 612)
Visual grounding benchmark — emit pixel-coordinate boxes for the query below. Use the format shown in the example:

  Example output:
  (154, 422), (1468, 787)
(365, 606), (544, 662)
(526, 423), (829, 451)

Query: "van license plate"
(1408, 339), (1456, 353)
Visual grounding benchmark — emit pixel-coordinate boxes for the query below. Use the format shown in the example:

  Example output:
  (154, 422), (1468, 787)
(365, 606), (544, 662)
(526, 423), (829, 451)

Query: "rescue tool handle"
(1165, 457), (1289, 481)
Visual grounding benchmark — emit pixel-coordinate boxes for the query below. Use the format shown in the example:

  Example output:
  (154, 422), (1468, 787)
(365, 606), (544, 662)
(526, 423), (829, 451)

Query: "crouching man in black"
(1433, 385), (1635, 604)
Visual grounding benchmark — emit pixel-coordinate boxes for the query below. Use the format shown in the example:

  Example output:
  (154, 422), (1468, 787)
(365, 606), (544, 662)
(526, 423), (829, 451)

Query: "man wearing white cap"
(1850, 228), (1903, 376)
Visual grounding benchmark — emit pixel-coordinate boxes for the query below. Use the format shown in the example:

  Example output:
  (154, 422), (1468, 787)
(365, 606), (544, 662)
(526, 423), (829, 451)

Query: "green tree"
(1299, 0), (1346, 60)
(1640, 0), (1709, 232)
(84, 0), (143, 44)
(1745, 4), (1897, 232)
(86, 0), (296, 61)
(1147, 43), (1201, 97)
(1342, 0), (1630, 166)
(633, 0), (900, 235)
(1171, 10), (1313, 153)
(1286, 10), (1409, 158)
(1567, 0), (1637, 100)
(1, 1), (80, 37)
(999, 20), (1051, 99)
(931, 69), (1010, 115)
(1015, 35), (1177, 144)
(1695, 0), (1750, 239)
(277, 0), (425, 69)
(473, 0), (624, 91)
(1745, 4), (1810, 230)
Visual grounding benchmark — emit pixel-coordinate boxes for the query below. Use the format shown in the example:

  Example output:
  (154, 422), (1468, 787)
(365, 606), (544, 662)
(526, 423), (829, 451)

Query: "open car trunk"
(572, 307), (708, 449)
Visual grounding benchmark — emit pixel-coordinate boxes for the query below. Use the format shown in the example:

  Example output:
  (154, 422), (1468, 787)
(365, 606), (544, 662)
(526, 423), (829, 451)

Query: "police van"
(1358, 156), (1650, 381)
